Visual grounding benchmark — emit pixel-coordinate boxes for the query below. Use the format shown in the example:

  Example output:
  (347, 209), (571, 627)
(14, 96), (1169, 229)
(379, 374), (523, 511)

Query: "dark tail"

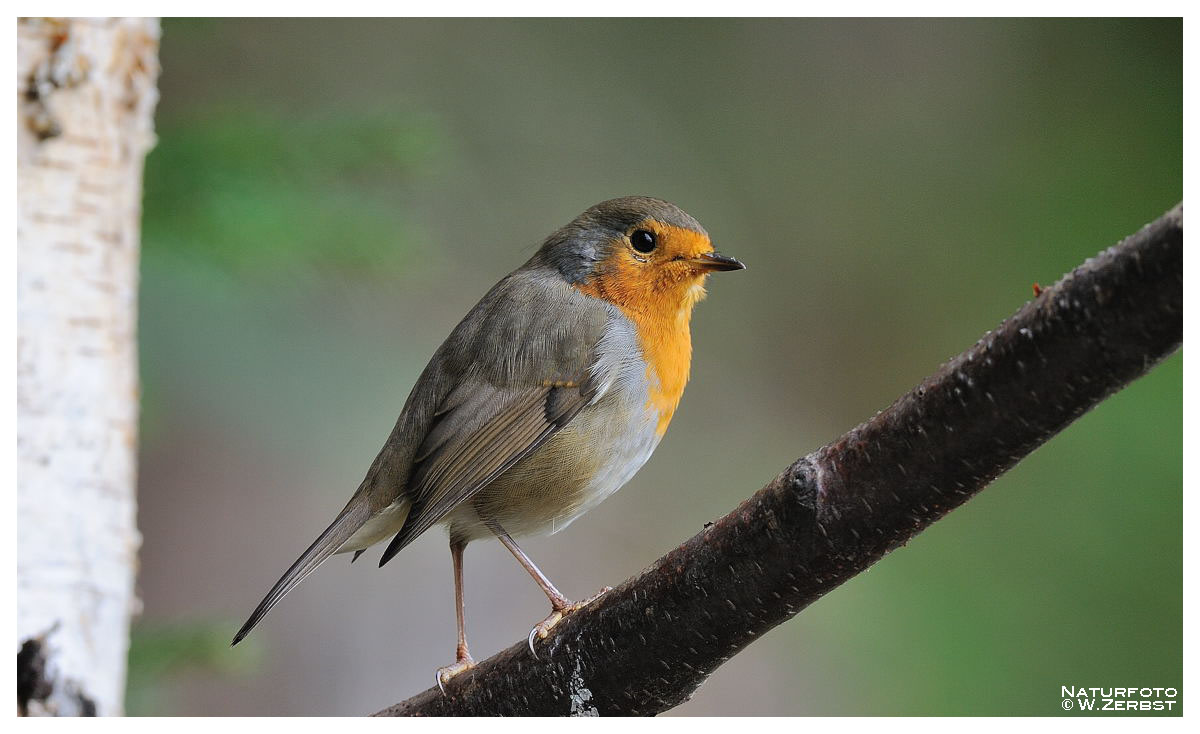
(232, 502), (371, 646)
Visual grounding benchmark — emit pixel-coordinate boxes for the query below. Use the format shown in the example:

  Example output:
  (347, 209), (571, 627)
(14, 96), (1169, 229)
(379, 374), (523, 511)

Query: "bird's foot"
(435, 652), (476, 695)
(526, 586), (612, 658)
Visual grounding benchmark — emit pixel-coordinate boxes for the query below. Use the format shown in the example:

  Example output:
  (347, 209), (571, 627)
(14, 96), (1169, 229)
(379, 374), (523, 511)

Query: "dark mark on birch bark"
(17, 625), (98, 717)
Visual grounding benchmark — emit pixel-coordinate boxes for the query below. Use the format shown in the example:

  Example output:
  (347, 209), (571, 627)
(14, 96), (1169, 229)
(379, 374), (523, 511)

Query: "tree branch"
(375, 203), (1182, 717)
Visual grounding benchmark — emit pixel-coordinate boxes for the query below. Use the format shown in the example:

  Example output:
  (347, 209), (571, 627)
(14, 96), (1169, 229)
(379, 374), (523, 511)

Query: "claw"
(526, 610), (563, 659)
(527, 626), (540, 659)
(525, 586), (613, 658)
(435, 655), (476, 695)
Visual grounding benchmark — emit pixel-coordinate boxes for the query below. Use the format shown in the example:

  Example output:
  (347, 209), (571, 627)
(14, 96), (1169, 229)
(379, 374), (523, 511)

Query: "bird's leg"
(492, 525), (611, 657)
(496, 530), (570, 608)
(435, 540), (475, 693)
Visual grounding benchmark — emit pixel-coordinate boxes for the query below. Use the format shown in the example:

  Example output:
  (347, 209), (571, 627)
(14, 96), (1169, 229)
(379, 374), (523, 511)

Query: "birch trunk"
(17, 17), (160, 717)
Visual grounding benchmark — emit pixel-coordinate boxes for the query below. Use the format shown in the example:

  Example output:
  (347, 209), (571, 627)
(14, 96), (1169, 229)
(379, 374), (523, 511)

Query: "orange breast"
(630, 307), (692, 436)
(575, 256), (703, 436)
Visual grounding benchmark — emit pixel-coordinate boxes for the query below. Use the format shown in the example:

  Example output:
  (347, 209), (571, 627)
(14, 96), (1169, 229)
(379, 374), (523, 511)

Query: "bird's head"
(538, 196), (744, 317)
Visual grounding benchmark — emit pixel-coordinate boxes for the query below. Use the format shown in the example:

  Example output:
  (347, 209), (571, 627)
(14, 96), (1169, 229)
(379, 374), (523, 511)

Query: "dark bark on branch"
(375, 203), (1182, 717)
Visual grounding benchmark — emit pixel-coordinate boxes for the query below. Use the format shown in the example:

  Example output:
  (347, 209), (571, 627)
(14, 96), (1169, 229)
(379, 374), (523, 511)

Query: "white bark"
(17, 17), (160, 716)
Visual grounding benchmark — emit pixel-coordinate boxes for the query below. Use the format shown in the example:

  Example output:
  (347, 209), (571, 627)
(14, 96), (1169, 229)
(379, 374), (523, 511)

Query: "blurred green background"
(132, 18), (1181, 716)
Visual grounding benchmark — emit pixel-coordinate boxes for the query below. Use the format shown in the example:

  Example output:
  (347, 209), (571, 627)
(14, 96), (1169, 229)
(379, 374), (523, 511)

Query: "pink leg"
(435, 541), (476, 692)
(493, 527), (611, 657)
(495, 530), (572, 610)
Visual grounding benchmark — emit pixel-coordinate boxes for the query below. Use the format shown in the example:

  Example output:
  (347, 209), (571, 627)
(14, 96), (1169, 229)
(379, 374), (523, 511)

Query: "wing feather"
(377, 381), (591, 565)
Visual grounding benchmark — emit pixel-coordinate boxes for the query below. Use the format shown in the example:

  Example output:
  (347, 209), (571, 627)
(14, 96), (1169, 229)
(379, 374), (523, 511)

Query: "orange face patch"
(574, 220), (716, 435)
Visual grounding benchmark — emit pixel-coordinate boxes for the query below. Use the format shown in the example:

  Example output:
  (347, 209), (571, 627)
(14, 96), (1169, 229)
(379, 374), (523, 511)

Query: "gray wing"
(234, 264), (611, 643)
(377, 379), (592, 564)
(377, 267), (610, 564)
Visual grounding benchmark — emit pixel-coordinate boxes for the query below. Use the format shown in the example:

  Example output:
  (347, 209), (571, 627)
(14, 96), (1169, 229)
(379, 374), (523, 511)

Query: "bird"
(231, 196), (745, 689)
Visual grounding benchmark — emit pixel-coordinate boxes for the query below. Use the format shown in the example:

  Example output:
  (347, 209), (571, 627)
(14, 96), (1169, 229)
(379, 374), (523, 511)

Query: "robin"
(231, 196), (745, 689)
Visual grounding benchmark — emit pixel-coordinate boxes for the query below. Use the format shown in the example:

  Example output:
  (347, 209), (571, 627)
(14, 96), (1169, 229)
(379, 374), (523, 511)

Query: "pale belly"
(445, 389), (661, 544)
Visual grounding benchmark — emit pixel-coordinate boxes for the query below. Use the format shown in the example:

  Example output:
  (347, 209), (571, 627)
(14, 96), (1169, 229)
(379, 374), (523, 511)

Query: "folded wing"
(377, 377), (593, 564)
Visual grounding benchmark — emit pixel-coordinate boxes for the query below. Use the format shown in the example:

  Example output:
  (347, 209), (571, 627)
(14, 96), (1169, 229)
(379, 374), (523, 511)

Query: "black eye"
(630, 229), (657, 254)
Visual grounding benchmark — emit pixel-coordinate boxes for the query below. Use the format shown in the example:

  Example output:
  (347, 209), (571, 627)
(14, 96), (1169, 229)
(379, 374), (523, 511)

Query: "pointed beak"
(691, 251), (746, 272)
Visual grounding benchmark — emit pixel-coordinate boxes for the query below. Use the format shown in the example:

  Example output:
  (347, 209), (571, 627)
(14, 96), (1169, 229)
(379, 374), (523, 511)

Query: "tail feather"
(232, 502), (371, 646)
